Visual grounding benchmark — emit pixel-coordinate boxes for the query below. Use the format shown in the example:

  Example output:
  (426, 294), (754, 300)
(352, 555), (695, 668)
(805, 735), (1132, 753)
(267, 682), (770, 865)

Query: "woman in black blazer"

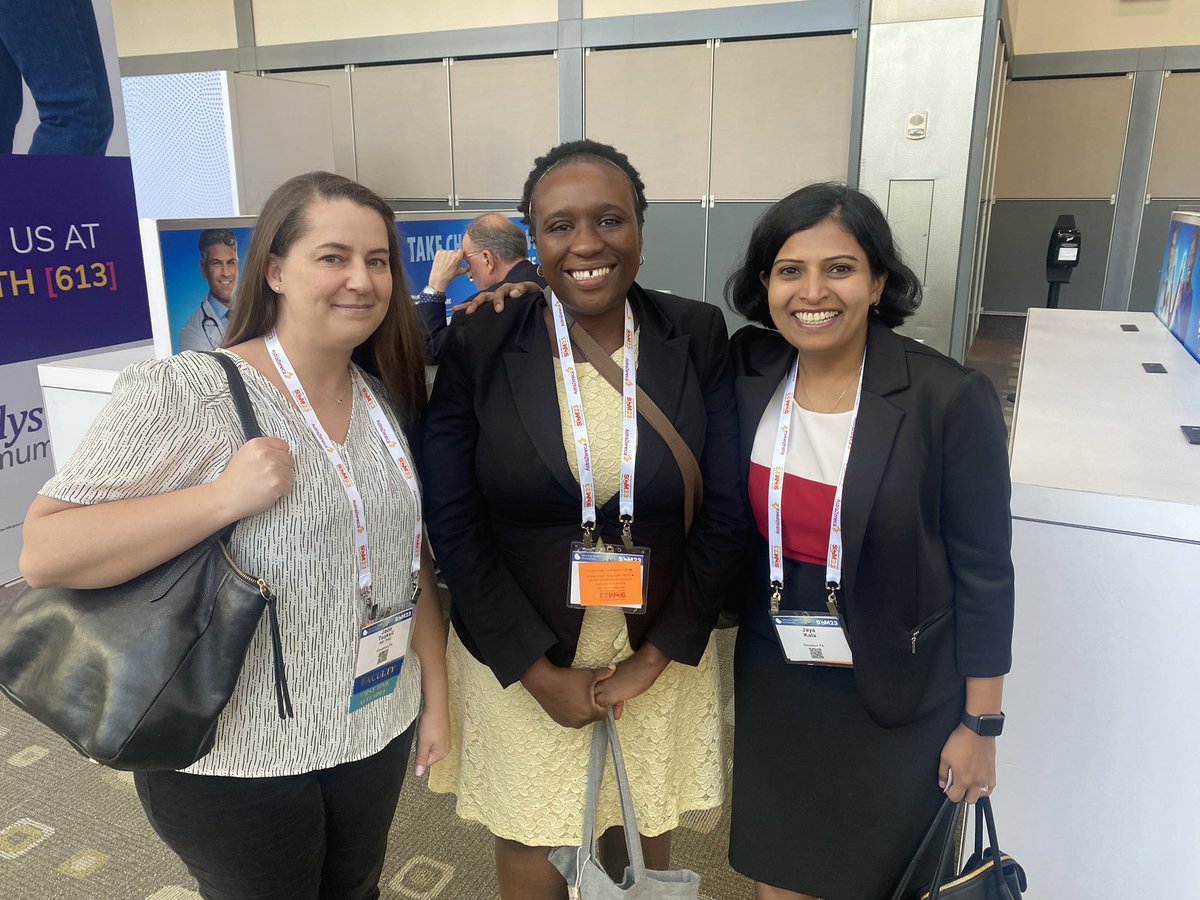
(422, 140), (746, 898)
(724, 184), (1014, 900)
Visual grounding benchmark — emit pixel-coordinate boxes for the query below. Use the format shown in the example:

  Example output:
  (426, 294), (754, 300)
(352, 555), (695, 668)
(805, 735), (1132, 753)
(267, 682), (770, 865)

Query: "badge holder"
(349, 600), (415, 712)
(769, 581), (853, 667)
(567, 520), (650, 614)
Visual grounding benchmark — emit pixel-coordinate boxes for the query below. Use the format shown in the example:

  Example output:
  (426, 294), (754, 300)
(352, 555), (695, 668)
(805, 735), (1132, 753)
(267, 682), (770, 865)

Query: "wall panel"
(1147, 72), (1200, 200)
(252, 0), (556, 46)
(450, 56), (558, 200)
(993, 76), (1132, 200)
(351, 62), (451, 201)
(710, 34), (854, 200)
(112, 0), (237, 56)
(271, 69), (357, 179)
(585, 44), (711, 201)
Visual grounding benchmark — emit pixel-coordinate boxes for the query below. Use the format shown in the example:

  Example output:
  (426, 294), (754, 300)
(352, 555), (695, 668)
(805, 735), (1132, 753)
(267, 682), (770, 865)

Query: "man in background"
(178, 229), (238, 352)
(414, 214), (545, 362)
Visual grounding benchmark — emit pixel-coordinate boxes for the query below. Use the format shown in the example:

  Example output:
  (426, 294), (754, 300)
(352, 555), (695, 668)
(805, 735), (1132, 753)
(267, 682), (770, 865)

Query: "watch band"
(414, 287), (447, 305)
(961, 711), (1005, 737)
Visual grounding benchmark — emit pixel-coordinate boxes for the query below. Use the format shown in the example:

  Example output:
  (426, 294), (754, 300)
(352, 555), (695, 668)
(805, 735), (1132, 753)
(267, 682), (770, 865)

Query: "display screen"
(1154, 211), (1200, 364)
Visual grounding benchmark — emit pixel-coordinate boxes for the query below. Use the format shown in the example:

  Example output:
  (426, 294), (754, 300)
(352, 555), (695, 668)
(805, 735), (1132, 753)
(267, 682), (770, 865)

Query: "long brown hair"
(223, 171), (427, 428)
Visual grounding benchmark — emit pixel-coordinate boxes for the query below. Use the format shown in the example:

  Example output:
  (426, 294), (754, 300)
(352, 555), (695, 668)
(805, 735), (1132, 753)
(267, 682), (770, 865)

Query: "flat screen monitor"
(1154, 210), (1200, 364)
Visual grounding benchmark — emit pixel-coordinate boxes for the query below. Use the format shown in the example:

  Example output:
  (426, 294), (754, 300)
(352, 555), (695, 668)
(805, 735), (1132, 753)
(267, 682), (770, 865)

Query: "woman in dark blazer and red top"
(724, 183), (1014, 900)
(422, 140), (745, 898)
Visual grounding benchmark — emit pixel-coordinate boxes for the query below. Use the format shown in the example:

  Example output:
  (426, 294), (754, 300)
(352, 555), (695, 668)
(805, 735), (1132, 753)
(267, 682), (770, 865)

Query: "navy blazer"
(417, 258), (546, 363)
(731, 320), (1014, 728)
(423, 284), (746, 687)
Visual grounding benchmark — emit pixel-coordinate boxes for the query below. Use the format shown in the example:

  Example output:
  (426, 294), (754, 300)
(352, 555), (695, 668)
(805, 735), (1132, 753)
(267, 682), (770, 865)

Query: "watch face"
(975, 714), (1004, 737)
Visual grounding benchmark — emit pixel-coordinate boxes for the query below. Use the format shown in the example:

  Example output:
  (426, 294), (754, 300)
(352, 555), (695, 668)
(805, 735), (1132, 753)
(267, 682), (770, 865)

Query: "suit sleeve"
(642, 308), (749, 665)
(421, 319), (559, 687)
(416, 300), (450, 363)
(941, 369), (1015, 676)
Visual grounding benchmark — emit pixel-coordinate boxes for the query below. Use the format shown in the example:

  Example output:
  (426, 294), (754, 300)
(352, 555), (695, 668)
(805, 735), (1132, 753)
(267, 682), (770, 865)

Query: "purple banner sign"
(0, 154), (150, 366)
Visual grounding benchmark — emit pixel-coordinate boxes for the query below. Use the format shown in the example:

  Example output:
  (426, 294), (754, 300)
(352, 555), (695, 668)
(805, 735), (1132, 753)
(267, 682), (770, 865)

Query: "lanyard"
(549, 292), (638, 548)
(263, 331), (422, 614)
(767, 350), (865, 617)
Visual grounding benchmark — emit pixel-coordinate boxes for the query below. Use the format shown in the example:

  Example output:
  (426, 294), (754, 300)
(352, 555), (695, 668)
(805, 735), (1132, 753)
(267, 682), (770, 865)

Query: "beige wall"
(1013, 0), (1200, 55)
(584, 0), (782, 15)
(112, 0), (237, 56)
(252, 0), (556, 46)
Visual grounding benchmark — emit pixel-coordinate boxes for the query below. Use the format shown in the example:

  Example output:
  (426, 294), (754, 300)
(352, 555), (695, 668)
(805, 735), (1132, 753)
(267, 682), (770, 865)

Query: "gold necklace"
(798, 363), (863, 414)
(308, 367), (353, 405)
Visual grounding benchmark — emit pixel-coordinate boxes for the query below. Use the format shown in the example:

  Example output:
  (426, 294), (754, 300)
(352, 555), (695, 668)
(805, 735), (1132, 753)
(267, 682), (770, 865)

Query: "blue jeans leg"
(0, 0), (113, 155)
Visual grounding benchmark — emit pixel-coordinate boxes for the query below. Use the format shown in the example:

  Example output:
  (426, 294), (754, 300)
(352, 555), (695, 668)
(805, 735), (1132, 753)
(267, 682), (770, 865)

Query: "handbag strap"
(203, 351), (264, 441)
(579, 707), (647, 881)
(974, 797), (1013, 894)
(890, 796), (959, 900)
(565, 319), (704, 535)
(201, 351), (293, 721)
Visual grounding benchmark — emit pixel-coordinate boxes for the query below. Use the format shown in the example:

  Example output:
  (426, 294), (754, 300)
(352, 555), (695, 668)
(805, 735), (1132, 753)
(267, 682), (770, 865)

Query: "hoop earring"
(536, 265), (544, 277)
(639, 254), (646, 265)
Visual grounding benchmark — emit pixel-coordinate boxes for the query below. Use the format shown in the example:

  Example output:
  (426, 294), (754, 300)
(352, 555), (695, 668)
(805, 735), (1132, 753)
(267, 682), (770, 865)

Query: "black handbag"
(892, 796), (1028, 900)
(0, 352), (292, 771)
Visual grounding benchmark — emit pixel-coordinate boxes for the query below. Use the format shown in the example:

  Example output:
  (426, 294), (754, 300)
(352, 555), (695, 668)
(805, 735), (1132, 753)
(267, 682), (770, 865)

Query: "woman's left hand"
(938, 724), (997, 804)
(593, 642), (671, 720)
(413, 705), (451, 777)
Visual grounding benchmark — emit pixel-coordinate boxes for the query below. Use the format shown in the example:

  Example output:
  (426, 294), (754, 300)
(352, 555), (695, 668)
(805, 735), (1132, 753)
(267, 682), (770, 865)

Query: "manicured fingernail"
(414, 764), (425, 776)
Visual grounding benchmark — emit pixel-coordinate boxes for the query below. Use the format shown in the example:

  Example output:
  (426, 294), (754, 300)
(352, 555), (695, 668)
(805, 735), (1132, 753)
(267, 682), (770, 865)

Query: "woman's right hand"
(520, 657), (614, 728)
(212, 437), (294, 520)
(453, 281), (543, 315)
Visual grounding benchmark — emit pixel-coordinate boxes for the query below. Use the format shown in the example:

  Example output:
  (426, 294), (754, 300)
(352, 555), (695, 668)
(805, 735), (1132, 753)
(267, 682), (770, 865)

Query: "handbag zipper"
(219, 540), (273, 599)
(218, 540), (292, 719)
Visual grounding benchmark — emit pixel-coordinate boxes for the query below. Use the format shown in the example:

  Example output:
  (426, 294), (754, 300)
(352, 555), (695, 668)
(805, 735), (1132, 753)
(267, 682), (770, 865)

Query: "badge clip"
(769, 580), (783, 615)
(581, 522), (596, 550)
(620, 515), (634, 550)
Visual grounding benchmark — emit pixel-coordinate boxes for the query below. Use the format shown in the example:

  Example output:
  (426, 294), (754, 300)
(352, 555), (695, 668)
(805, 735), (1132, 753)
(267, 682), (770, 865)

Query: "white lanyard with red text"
(264, 330), (422, 620)
(549, 293), (648, 612)
(549, 291), (638, 548)
(767, 350), (865, 666)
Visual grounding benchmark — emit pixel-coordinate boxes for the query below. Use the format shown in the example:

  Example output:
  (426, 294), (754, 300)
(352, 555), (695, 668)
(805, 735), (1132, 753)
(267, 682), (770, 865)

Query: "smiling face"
(762, 217), (886, 367)
(530, 160), (642, 328)
(201, 242), (238, 306)
(266, 198), (392, 351)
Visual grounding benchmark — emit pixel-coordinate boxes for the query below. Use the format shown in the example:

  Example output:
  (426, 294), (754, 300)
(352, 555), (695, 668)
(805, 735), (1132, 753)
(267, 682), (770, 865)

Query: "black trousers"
(134, 727), (414, 900)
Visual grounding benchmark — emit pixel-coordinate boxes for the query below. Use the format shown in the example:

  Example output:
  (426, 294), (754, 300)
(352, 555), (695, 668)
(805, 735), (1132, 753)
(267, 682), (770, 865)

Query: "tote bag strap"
(974, 798), (1015, 896)
(579, 707), (647, 881)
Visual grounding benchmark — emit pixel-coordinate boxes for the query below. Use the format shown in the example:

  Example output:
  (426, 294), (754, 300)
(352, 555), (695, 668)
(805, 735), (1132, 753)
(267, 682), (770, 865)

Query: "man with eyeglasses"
(414, 214), (545, 362)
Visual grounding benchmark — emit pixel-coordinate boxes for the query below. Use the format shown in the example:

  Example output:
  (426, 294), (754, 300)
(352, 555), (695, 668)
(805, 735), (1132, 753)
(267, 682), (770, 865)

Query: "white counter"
(1002, 309), (1200, 898)
(38, 344), (156, 470)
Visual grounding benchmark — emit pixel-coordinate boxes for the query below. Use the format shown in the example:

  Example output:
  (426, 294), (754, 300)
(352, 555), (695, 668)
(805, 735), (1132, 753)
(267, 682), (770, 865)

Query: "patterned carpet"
(0, 576), (750, 900)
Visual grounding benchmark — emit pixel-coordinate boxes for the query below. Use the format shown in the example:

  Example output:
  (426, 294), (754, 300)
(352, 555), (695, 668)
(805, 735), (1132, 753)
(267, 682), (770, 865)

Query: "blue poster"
(396, 215), (534, 309)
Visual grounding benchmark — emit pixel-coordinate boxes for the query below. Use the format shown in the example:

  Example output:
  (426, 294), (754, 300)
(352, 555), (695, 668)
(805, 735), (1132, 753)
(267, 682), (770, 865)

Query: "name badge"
(772, 613), (853, 666)
(567, 542), (649, 613)
(349, 607), (413, 712)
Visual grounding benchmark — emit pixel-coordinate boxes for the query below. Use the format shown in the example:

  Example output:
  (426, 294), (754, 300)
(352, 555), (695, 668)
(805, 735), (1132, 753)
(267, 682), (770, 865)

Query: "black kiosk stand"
(1045, 215), (1081, 308)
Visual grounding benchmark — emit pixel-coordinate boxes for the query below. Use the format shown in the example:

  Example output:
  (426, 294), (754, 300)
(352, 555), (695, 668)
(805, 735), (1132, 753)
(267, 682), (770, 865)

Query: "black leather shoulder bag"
(0, 351), (292, 771)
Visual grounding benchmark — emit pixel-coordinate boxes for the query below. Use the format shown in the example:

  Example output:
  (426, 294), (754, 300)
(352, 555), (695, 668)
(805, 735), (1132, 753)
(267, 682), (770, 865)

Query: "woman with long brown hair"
(20, 172), (449, 899)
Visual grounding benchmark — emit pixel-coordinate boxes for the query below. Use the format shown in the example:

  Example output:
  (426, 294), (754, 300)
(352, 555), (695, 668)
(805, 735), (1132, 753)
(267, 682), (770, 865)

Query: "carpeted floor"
(0, 575), (749, 900)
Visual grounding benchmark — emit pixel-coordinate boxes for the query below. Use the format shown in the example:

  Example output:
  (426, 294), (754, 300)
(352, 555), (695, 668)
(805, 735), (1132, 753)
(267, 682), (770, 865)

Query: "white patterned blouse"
(41, 349), (423, 777)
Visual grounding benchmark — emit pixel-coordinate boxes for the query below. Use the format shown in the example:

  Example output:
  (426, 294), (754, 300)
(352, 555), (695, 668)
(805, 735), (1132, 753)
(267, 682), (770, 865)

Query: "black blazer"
(423, 284), (746, 687)
(417, 258), (546, 363)
(731, 320), (1014, 728)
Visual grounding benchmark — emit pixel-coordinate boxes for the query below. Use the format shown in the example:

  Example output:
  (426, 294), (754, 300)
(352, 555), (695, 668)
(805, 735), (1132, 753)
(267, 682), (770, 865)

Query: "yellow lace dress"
(428, 338), (724, 846)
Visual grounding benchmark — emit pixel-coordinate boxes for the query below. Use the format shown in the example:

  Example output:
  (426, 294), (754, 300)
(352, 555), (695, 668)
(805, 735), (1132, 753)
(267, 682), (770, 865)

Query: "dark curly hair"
(518, 139), (648, 238)
(725, 182), (921, 329)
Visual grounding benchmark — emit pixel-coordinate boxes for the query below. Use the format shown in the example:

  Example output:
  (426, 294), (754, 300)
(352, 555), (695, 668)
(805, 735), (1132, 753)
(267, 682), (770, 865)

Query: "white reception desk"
(1004, 309), (1200, 897)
